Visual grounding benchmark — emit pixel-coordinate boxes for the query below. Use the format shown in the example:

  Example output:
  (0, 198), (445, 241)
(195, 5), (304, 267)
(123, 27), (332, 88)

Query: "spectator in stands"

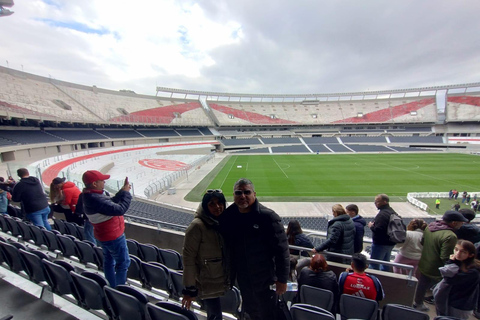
(346, 204), (366, 253)
(413, 210), (468, 312)
(0, 177), (13, 193)
(455, 208), (480, 244)
(82, 170), (132, 287)
(297, 253), (339, 312)
(368, 194), (397, 271)
(75, 193), (97, 244)
(0, 188), (8, 214)
(313, 204), (355, 263)
(12, 168), (51, 230)
(434, 240), (480, 319)
(393, 219), (427, 277)
(287, 219), (314, 257)
(220, 178), (289, 320)
(338, 253), (384, 302)
(49, 177), (82, 225)
(453, 202), (461, 211)
(182, 190), (229, 320)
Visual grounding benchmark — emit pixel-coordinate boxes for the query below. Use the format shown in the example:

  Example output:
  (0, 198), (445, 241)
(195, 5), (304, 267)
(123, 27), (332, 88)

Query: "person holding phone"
(82, 170), (132, 287)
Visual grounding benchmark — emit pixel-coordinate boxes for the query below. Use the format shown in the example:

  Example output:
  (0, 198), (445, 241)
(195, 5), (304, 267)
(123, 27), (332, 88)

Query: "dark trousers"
(241, 288), (276, 320)
(202, 297), (222, 320)
(414, 272), (436, 305)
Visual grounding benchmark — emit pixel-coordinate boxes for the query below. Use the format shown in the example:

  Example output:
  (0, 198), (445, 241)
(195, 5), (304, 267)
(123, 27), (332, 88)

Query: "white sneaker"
(413, 303), (429, 312)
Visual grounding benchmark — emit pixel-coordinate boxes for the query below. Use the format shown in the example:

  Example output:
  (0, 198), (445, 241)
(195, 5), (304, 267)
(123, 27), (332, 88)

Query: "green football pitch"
(185, 153), (480, 202)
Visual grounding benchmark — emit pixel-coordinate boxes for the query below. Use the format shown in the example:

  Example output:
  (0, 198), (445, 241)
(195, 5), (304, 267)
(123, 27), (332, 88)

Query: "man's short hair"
(233, 178), (255, 191)
(376, 194), (389, 203)
(345, 204), (359, 215)
(17, 168), (29, 178)
(351, 253), (368, 272)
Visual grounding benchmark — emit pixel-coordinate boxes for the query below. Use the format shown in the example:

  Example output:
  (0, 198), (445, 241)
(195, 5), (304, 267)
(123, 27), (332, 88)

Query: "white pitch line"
(273, 158), (289, 178)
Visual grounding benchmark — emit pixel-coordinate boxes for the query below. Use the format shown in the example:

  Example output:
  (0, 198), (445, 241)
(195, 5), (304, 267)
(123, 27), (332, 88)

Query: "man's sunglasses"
(234, 190), (253, 196)
(206, 189), (223, 194)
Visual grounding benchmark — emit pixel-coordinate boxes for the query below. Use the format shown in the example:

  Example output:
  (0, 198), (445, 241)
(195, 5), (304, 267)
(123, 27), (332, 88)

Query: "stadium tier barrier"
(407, 191), (480, 211)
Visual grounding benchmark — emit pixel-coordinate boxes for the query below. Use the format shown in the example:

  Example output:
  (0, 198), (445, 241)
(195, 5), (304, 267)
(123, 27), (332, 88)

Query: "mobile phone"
(124, 177), (129, 185)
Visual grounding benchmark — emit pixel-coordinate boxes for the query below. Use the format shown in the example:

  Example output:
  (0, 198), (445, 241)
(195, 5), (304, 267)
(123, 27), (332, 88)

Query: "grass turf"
(185, 153), (480, 203)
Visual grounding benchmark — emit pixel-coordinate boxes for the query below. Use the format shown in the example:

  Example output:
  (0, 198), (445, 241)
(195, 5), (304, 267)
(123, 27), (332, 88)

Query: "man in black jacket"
(368, 194), (396, 271)
(220, 178), (289, 320)
(12, 168), (51, 230)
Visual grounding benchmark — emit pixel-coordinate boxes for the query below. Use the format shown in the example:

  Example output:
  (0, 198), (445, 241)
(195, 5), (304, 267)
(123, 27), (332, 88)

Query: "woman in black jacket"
(313, 204), (355, 262)
(287, 219), (314, 257)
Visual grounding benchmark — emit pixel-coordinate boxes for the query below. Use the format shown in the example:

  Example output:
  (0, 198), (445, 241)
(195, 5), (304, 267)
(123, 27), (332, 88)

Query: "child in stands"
(434, 240), (480, 319)
(338, 253), (384, 302)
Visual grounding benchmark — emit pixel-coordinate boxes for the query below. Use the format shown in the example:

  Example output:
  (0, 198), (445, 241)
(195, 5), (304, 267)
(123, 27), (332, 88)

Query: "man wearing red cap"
(82, 170), (132, 287)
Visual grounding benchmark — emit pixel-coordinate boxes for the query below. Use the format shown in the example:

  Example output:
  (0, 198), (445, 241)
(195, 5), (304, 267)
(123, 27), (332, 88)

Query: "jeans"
(202, 297), (223, 320)
(369, 243), (394, 271)
(100, 234), (130, 287)
(27, 206), (52, 230)
(83, 219), (98, 245)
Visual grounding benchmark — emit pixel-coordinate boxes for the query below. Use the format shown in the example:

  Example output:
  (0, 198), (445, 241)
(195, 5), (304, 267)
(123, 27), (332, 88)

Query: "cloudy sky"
(1, 0), (479, 96)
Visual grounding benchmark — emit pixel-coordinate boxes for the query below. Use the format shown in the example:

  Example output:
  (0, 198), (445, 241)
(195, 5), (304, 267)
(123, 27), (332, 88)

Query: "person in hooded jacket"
(313, 204), (355, 263)
(345, 204), (366, 253)
(182, 190), (229, 320)
(12, 168), (51, 230)
(50, 177), (82, 224)
(456, 208), (480, 244)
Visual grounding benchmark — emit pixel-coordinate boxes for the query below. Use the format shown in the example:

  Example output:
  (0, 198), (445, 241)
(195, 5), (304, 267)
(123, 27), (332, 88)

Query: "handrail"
(288, 244), (415, 279)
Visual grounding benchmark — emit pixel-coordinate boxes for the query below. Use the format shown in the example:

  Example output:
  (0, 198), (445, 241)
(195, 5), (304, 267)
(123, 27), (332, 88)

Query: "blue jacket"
(352, 215), (366, 253)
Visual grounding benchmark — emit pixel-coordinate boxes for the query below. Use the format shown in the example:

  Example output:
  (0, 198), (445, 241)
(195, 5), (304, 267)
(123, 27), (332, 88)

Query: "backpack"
(387, 211), (406, 243)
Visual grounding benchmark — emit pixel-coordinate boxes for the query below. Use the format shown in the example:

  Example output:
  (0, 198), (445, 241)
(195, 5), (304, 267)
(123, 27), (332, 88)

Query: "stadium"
(1, 2), (480, 319)
(1, 65), (480, 319)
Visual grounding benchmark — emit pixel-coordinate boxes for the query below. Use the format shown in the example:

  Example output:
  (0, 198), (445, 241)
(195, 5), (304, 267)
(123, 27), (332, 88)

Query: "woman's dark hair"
(201, 191), (226, 215)
(457, 240), (480, 269)
(310, 254), (328, 272)
(289, 256), (298, 282)
(407, 219), (427, 231)
(286, 220), (303, 245)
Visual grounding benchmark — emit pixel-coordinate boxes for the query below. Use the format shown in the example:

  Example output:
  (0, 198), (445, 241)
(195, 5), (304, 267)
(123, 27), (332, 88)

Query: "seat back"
(0, 241), (24, 273)
(300, 285), (335, 312)
(127, 254), (142, 281)
(17, 221), (34, 241)
(42, 259), (77, 297)
(155, 301), (198, 320)
(93, 246), (104, 270)
(158, 248), (183, 270)
(219, 286), (242, 318)
(29, 224), (47, 247)
(290, 304), (335, 320)
(382, 304), (430, 320)
(0, 214), (9, 232)
(126, 239), (140, 257)
(339, 294), (378, 320)
(57, 234), (77, 258)
(74, 240), (96, 265)
(169, 269), (183, 299)
(138, 243), (160, 262)
(64, 222), (81, 239)
(140, 261), (172, 294)
(5, 217), (21, 237)
(53, 219), (67, 234)
(70, 271), (110, 315)
(147, 302), (190, 320)
(42, 229), (60, 251)
(104, 285), (147, 320)
(18, 249), (47, 283)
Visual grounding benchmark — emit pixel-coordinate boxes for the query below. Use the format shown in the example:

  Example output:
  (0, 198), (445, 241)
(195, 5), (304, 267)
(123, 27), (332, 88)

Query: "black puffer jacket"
(220, 199), (290, 291)
(371, 205), (396, 246)
(12, 176), (49, 214)
(315, 214), (355, 255)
